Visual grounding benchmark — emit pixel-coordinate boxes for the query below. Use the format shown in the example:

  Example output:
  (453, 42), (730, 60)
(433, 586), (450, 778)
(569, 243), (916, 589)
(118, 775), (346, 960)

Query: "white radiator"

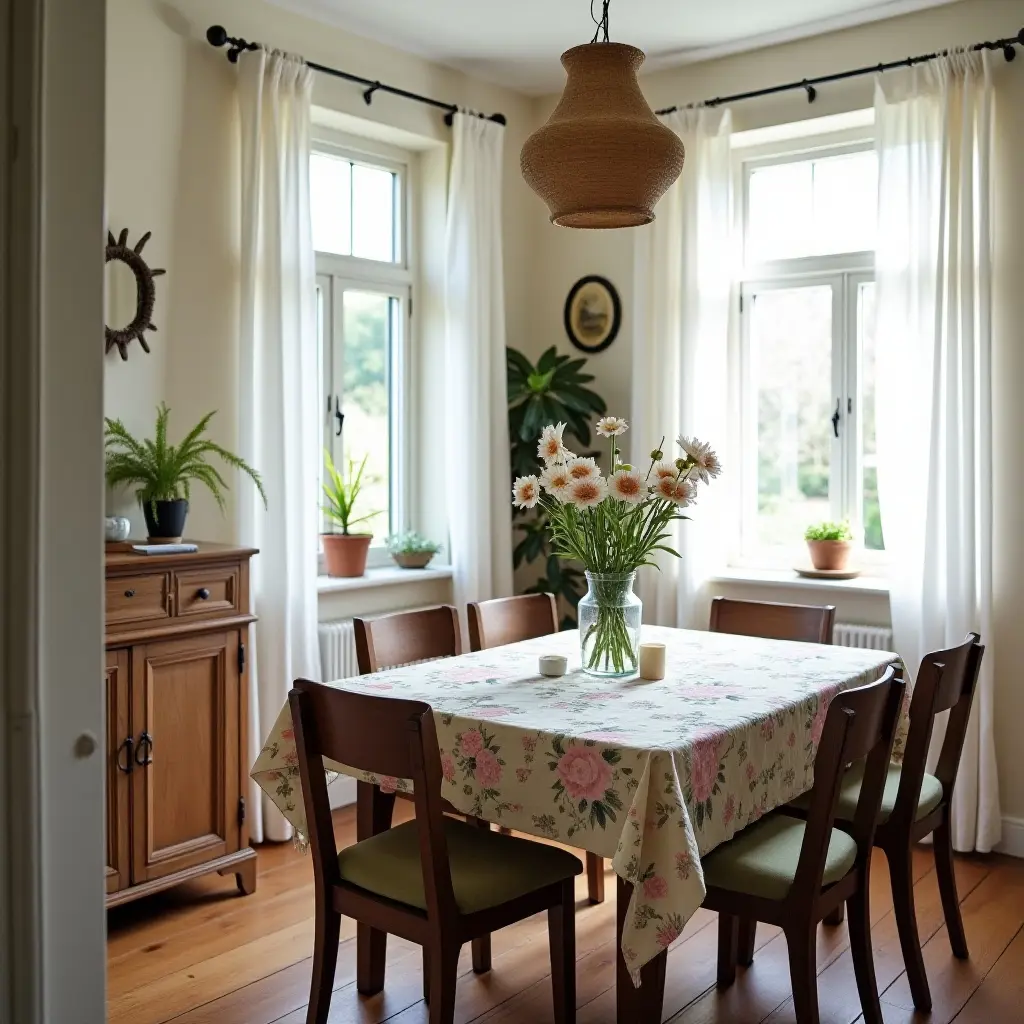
(318, 619), (359, 681)
(833, 623), (894, 651)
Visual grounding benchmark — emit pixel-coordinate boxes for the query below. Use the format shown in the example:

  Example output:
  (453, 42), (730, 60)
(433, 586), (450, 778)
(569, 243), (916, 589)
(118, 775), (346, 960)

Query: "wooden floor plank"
(106, 807), (1024, 1024)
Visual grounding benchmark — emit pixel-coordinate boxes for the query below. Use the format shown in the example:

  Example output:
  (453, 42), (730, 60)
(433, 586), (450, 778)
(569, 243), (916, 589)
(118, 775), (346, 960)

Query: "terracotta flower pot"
(322, 534), (372, 578)
(807, 539), (852, 572)
(392, 552), (435, 570)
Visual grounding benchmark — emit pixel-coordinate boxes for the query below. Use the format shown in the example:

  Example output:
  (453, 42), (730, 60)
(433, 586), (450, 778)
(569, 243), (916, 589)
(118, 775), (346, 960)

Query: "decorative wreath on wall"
(105, 228), (165, 361)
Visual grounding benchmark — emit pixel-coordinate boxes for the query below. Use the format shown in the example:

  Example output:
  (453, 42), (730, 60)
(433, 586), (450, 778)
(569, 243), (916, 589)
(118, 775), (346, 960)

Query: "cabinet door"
(105, 649), (131, 893)
(130, 630), (242, 883)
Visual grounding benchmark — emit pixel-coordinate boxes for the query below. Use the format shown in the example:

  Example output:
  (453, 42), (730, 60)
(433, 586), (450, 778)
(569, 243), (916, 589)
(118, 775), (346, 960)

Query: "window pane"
(341, 290), (392, 536)
(747, 161), (813, 262)
(310, 153), (351, 256)
(813, 151), (877, 256)
(351, 164), (396, 262)
(750, 285), (833, 550)
(747, 150), (877, 262)
(859, 281), (884, 550)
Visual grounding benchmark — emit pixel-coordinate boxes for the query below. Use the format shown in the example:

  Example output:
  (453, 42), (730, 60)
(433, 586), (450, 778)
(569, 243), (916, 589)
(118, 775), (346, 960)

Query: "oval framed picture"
(563, 275), (621, 354)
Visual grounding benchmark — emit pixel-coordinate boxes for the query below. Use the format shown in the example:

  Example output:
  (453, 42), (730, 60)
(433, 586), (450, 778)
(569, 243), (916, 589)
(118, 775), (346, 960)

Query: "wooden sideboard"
(104, 542), (258, 907)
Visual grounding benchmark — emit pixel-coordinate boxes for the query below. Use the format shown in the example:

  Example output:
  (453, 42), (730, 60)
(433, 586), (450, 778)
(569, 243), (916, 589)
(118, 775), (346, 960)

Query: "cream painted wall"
(104, 0), (536, 543)
(525, 0), (1024, 828)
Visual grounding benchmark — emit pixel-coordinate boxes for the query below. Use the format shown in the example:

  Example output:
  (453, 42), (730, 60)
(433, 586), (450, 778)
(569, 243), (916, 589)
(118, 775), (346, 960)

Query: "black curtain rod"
(206, 25), (507, 127)
(656, 27), (1024, 114)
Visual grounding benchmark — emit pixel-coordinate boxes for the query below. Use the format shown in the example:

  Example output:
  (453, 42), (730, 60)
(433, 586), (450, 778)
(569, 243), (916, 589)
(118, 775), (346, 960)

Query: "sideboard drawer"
(106, 573), (171, 628)
(174, 565), (241, 619)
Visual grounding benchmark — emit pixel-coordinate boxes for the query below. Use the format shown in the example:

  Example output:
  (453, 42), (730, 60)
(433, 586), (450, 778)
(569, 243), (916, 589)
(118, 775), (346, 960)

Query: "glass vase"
(578, 571), (642, 677)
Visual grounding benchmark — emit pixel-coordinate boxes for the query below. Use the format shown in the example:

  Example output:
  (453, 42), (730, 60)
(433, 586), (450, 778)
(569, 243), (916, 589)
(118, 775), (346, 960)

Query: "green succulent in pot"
(104, 403), (266, 542)
(386, 531), (442, 570)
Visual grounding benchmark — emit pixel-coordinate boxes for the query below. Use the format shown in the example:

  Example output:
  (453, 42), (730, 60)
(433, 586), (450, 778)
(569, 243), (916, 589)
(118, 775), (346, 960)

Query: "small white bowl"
(539, 654), (567, 677)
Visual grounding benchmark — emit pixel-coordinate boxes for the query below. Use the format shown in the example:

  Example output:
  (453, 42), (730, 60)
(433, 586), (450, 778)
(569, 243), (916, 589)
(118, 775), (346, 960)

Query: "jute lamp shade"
(521, 43), (685, 228)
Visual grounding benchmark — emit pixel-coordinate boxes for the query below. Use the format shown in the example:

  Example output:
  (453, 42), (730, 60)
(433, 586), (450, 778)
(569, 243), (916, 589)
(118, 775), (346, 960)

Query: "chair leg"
(934, 810), (969, 959)
(847, 881), (883, 1024)
(427, 943), (460, 1024)
(469, 816), (492, 973)
(307, 903), (341, 1024)
(887, 844), (932, 1012)
(423, 947), (430, 1004)
(824, 903), (845, 926)
(717, 913), (739, 989)
(547, 879), (577, 1024)
(737, 917), (756, 967)
(586, 853), (605, 904)
(785, 926), (820, 1024)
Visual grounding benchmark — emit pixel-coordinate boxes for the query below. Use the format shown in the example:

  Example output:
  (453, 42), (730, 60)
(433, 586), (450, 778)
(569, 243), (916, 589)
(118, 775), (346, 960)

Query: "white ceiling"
(268, 0), (960, 95)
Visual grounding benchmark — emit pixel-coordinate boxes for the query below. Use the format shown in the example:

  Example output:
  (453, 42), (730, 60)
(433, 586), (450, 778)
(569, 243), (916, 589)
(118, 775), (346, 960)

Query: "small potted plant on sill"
(804, 520), (854, 571)
(104, 404), (266, 541)
(321, 449), (380, 577)
(386, 531), (442, 570)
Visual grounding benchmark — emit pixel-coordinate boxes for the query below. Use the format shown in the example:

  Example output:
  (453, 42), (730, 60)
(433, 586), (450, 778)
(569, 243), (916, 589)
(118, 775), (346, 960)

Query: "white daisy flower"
(537, 423), (569, 464)
(596, 416), (629, 438)
(568, 475), (608, 508)
(676, 435), (723, 484)
(654, 475), (679, 502)
(512, 475), (541, 509)
(652, 460), (678, 482)
(673, 478), (697, 507)
(609, 469), (645, 504)
(540, 462), (572, 500)
(565, 456), (600, 483)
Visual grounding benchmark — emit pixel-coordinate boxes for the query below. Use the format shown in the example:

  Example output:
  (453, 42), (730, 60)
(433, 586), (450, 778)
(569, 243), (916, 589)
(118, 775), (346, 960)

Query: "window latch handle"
(335, 404), (343, 438)
(832, 399), (841, 438)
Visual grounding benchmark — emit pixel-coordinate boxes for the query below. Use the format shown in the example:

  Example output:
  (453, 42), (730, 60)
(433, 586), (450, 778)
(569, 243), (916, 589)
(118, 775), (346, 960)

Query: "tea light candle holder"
(638, 642), (666, 681)
(539, 654), (567, 677)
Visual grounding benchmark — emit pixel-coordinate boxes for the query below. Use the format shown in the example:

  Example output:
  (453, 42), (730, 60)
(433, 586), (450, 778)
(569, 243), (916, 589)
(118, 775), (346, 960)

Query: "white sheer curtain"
(631, 107), (734, 628)
(237, 49), (322, 843)
(875, 52), (1000, 852)
(444, 113), (514, 610)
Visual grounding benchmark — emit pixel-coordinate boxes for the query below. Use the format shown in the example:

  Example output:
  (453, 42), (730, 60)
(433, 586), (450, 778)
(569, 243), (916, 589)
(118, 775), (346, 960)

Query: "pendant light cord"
(591, 0), (611, 43)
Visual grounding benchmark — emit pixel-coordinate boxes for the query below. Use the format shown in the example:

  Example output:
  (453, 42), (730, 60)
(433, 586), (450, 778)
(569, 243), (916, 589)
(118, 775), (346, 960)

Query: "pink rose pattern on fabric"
(250, 630), (903, 987)
(556, 745), (613, 802)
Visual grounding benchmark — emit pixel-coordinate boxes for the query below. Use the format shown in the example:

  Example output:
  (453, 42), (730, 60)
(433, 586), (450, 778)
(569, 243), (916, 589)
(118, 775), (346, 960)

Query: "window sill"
(317, 564), (454, 594)
(711, 566), (890, 596)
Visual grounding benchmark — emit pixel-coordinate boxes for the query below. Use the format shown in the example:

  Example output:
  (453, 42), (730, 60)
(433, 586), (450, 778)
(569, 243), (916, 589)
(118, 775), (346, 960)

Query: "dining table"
(251, 624), (903, 1024)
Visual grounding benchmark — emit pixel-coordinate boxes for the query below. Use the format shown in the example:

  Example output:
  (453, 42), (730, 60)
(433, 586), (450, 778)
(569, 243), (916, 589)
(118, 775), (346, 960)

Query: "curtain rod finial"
(206, 25), (228, 47)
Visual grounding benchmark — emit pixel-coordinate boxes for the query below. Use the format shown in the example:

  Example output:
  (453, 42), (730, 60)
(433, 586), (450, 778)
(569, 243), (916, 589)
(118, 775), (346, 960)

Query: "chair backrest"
(794, 666), (905, 897)
(709, 597), (836, 645)
(354, 605), (462, 674)
(467, 593), (559, 652)
(892, 633), (983, 824)
(288, 680), (458, 921)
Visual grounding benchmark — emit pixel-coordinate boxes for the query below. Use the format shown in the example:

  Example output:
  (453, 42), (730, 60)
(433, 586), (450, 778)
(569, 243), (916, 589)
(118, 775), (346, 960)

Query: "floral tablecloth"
(252, 625), (901, 981)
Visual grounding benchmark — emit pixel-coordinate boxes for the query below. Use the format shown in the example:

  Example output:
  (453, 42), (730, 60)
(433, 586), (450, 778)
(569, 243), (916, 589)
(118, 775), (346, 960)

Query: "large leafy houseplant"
(105, 403), (265, 540)
(508, 346), (606, 626)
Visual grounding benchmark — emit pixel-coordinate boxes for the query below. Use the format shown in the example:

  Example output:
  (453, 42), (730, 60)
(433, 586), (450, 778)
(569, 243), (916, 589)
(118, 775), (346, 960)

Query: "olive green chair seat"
(788, 762), (944, 824)
(337, 817), (582, 914)
(702, 814), (858, 902)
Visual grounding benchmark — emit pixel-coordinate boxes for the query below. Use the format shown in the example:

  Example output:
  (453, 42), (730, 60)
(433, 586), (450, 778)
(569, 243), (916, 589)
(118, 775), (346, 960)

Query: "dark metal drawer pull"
(135, 731), (154, 767)
(124, 588), (135, 598)
(117, 736), (134, 774)
(197, 587), (210, 600)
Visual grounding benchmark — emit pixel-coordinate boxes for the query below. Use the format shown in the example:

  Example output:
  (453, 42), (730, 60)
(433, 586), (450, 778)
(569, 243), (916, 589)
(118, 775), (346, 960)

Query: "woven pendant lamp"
(521, 40), (685, 228)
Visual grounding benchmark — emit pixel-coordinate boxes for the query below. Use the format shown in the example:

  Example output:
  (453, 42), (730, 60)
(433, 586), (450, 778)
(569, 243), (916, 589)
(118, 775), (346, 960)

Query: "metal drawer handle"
(124, 588), (135, 598)
(135, 731), (154, 767)
(117, 736), (134, 774)
(197, 587), (211, 600)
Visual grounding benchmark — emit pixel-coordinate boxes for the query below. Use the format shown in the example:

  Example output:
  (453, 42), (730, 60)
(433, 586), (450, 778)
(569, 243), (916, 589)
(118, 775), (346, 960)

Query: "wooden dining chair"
(467, 593), (559, 652)
(709, 596), (837, 644)
(289, 681), (581, 1024)
(354, 605), (463, 673)
(785, 633), (984, 1012)
(467, 592), (606, 906)
(703, 667), (904, 1024)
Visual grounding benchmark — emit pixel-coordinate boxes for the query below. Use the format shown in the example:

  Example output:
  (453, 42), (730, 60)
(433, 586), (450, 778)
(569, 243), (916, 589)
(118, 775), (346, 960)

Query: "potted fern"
(321, 449), (381, 577)
(105, 404), (266, 542)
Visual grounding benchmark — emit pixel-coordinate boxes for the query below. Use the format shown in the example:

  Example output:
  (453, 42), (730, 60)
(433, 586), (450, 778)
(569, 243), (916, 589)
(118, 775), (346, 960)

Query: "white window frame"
(732, 131), (883, 568)
(312, 131), (413, 570)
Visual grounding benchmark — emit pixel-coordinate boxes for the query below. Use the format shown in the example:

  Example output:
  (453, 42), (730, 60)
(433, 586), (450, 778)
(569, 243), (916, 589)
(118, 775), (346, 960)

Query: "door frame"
(1, 0), (107, 1020)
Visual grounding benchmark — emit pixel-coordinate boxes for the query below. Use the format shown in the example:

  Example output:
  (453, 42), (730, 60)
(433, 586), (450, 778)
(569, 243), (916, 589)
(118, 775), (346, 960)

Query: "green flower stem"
(583, 604), (637, 673)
